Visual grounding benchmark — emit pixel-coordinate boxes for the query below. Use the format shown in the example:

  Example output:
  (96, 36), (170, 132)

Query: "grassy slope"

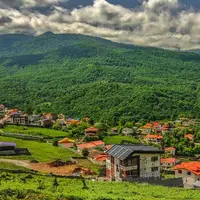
(0, 172), (200, 200)
(103, 136), (140, 145)
(0, 136), (77, 162)
(2, 125), (69, 138)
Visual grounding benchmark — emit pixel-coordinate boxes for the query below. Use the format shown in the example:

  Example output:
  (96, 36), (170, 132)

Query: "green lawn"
(0, 162), (31, 171)
(0, 136), (78, 162)
(103, 135), (140, 145)
(2, 125), (69, 138)
(0, 172), (200, 200)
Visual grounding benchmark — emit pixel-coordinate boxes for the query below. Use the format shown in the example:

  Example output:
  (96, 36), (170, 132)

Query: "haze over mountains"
(1, 33), (200, 123)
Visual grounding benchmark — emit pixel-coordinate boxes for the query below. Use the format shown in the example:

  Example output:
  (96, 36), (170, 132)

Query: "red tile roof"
(144, 134), (163, 139)
(184, 134), (194, 141)
(85, 127), (99, 133)
(174, 162), (200, 175)
(165, 147), (176, 151)
(94, 154), (109, 162)
(161, 158), (177, 164)
(77, 140), (104, 149)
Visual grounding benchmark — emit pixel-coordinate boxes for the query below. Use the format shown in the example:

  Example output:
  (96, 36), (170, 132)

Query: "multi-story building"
(106, 144), (164, 181)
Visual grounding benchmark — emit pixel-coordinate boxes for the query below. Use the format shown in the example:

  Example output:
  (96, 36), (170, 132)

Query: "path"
(0, 159), (30, 168)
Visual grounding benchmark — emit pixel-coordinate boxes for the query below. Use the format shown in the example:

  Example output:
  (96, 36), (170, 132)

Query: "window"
(127, 169), (138, 176)
(116, 164), (119, 172)
(151, 156), (158, 162)
(178, 170), (182, 174)
(151, 167), (158, 172)
(187, 172), (191, 176)
(126, 157), (138, 166)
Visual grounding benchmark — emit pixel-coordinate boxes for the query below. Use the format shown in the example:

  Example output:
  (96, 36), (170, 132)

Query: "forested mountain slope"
(1, 33), (200, 123)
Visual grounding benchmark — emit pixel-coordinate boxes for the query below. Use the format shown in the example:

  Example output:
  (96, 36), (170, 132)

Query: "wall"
(175, 169), (200, 188)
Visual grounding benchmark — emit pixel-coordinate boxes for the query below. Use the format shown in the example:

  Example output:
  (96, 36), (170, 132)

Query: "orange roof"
(85, 127), (99, 133)
(58, 138), (75, 144)
(165, 147), (176, 151)
(184, 134), (194, 140)
(105, 145), (113, 151)
(144, 134), (163, 139)
(161, 158), (177, 164)
(77, 140), (104, 149)
(174, 162), (200, 175)
(94, 154), (109, 162)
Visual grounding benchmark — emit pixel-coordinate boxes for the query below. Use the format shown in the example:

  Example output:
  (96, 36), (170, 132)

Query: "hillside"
(1, 33), (200, 122)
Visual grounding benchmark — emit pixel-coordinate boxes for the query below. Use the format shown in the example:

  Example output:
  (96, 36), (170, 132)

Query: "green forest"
(1, 32), (200, 123)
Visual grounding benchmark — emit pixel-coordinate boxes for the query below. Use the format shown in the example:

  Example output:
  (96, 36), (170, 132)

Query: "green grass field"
(0, 136), (78, 162)
(2, 125), (69, 138)
(103, 136), (140, 145)
(0, 172), (200, 200)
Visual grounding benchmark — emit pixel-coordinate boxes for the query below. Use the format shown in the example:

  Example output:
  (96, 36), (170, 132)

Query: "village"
(1, 104), (200, 189)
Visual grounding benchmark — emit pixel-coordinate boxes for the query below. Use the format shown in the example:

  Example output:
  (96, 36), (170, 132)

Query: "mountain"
(1, 33), (200, 123)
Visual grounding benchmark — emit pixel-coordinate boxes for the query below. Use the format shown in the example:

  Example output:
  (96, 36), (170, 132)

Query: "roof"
(174, 162), (200, 175)
(144, 134), (163, 139)
(161, 158), (177, 164)
(165, 147), (176, 151)
(85, 127), (99, 133)
(184, 134), (194, 140)
(0, 142), (16, 147)
(77, 140), (104, 149)
(107, 144), (164, 160)
(58, 138), (75, 144)
(94, 154), (109, 162)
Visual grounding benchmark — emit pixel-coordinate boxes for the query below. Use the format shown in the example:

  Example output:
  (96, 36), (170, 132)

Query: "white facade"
(175, 169), (200, 188)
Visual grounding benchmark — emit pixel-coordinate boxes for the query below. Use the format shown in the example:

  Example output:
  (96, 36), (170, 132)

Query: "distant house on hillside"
(106, 144), (164, 181)
(28, 115), (42, 126)
(174, 162), (200, 188)
(161, 158), (178, 169)
(164, 147), (176, 156)
(42, 119), (53, 128)
(144, 134), (163, 143)
(58, 138), (75, 148)
(84, 127), (99, 137)
(122, 128), (134, 136)
(184, 134), (194, 141)
(77, 140), (104, 152)
(10, 113), (28, 125)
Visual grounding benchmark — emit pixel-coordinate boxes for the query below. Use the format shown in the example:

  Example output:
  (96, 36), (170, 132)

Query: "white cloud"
(1, 0), (200, 50)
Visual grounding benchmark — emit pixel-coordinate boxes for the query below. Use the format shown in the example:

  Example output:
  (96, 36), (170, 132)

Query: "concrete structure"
(106, 144), (164, 181)
(174, 162), (200, 188)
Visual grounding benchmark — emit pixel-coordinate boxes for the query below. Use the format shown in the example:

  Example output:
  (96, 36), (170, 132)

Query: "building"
(144, 134), (163, 143)
(77, 140), (105, 152)
(106, 144), (164, 181)
(10, 113), (28, 125)
(0, 142), (16, 155)
(28, 115), (41, 126)
(58, 138), (75, 148)
(174, 162), (200, 188)
(93, 153), (109, 165)
(161, 158), (178, 169)
(164, 147), (176, 156)
(84, 127), (99, 137)
(184, 134), (194, 141)
(122, 128), (134, 136)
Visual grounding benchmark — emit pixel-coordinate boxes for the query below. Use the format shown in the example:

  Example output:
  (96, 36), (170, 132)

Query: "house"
(184, 134), (194, 141)
(42, 119), (53, 128)
(66, 118), (80, 126)
(43, 113), (57, 120)
(106, 144), (164, 181)
(0, 142), (16, 155)
(144, 134), (163, 143)
(28, 115), (41, 126)
(141, 123), (153, 134)
(58, 138), (75, 148)
(174, 162), (200, 188)
(77, 140), (105, 152)
(122, 128), (134, 136)
(93, 153), (109, 165)
(164, 147), (176, 156)
(10, 113), (28, 125)
(84, 127), (99, 137)
(161, 158), (178, 169)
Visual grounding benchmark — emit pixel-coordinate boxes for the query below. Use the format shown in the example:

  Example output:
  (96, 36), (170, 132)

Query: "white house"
(174, 162), (200, 188)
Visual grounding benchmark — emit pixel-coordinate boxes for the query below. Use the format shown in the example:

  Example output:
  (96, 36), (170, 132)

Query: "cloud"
(1, 0), (200, 50)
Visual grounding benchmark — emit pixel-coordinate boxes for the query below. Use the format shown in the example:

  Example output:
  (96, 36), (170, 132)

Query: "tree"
(82, 148), (89, 157)
(52, 139), (58, 147)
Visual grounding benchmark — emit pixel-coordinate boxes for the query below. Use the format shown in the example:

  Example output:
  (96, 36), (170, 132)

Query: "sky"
(1, 0), (200, 50)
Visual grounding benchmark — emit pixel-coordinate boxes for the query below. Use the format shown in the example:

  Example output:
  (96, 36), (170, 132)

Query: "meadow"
(103, 136), (140, 145)
(0, 172), (200, 200)
(2, 125), (69, 138)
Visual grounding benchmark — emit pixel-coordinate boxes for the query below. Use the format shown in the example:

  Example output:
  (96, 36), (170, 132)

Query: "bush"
(82, 148), (89, 157)
(52, 139), (58, 147)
